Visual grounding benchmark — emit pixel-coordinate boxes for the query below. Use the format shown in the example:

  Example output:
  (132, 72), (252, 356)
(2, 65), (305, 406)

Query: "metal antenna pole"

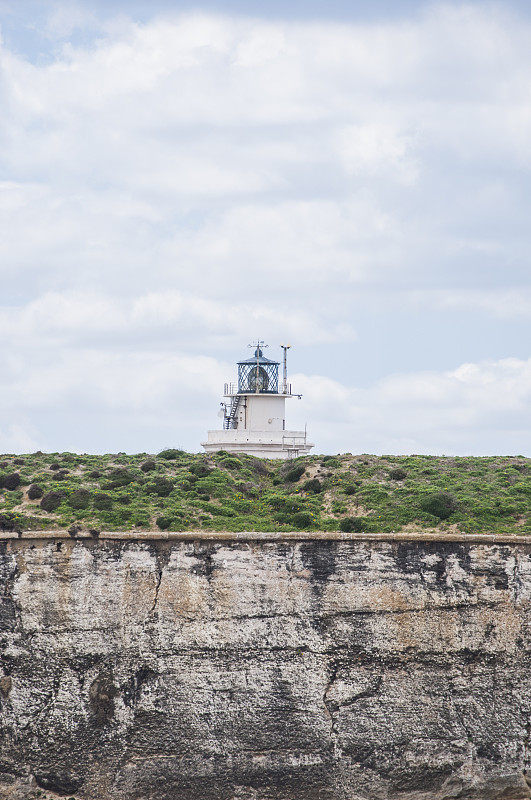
(280, 344), (291, 394)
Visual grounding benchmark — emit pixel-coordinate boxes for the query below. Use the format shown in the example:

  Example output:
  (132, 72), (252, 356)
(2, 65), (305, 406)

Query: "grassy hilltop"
(0, 450), (530, 535)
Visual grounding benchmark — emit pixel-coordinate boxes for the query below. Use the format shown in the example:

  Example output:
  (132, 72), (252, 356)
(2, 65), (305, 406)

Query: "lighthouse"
(202, 341), (314, 459)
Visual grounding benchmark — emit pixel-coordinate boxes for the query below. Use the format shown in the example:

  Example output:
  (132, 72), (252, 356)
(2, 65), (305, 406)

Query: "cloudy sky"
(1, 0), (531, 456)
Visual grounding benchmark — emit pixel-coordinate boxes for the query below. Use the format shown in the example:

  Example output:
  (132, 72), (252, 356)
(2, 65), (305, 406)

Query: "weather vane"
(248, 340), (268, 352)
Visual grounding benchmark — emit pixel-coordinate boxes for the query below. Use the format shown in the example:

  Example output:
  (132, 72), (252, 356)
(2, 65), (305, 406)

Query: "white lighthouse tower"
(202, 341), (313, 459)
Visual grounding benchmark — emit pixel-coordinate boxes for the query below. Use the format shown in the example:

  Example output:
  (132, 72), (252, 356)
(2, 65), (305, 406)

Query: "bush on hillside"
(2, 473), (21, 491)
(40, 491), (65, 512)
(94, 493), (113, 510)
(250, 458), (270, 476)
(158, 449), (186, 460)
(145, 477), (174, 497)
(101, 468), (136, 490)
(339, 516), (365, 533)
(420, 492), (457, 521)
(69, 489), (91, 510)
(0, 513), (21, 532)
(285, 465), (305, 483)
(218, 457), (243, 470)
(302, 478), (322, 494)
(141, 460), (157, 473)
(53, 470), (69, 481)
(389, 468), (408, 481)
(321, 457), (341, 468)
(189, 462), (212, 478)
(292, 511), (313, 529)
(27, 484), (44, 500)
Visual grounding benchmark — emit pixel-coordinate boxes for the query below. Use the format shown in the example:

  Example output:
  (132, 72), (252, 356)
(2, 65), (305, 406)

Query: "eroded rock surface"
(1, 537), (531, 799)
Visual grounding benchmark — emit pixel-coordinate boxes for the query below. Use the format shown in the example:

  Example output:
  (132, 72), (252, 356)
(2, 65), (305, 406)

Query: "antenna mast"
(280, 344), (291, 394)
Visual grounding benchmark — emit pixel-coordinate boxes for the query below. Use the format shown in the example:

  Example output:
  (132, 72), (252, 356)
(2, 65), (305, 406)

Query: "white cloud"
(431, 289), (531, 318)
(44, 2), (97, 40)
(0, 4), (531, 453)
(335, 124), (418, 183)
(294, 356), (531, 455)
(0, 290), (356, 347)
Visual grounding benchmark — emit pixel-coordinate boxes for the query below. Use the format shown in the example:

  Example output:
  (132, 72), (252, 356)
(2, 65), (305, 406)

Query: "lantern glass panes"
(238, 349), (279, 393)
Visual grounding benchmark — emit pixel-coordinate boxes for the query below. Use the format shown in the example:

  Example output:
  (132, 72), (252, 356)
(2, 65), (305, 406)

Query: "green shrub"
(285, 465), (305, 483)
(218, 457), (243, 470)
(267, 495), (298, 513)
(302, 478), (321, 494)
(145, 477), (174, 497)
(140, 460), (156, 472)
(332, 500), (347, 514)
(339, 516), (364, 532)
(156, 515), (173, 530)
(420, 492), (457, 521)
(40, 491), (65, 512)
(115, 507), (132, 523)
(27, 484), (44, 500)
(101, 468), (136, 489)
(292, 511), (313, 528)
(189, 462), (212, 478)
(250, 458), (270, 476)
(321, 457), (341, 468)
(94, 493), (113, 510)
(69, 489), (91, 510)
(273, 512), (293, 525)
(389, 468), (407, 481)
(3, 473), (21, 490)
(0, 512), (21, 532)
(215, 506), (236, 517)
(343, 484), (357, 495)
(158, 449), (186, 460)
(54, 469), (69, 481)
(88, 470), (102, 478)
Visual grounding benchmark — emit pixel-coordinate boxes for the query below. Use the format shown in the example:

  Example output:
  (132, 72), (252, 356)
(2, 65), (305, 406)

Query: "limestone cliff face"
(1, 534), (531, 800)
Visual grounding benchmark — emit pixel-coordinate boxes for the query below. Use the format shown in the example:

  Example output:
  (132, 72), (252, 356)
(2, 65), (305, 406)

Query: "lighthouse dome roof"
(238, 348), (279, 366)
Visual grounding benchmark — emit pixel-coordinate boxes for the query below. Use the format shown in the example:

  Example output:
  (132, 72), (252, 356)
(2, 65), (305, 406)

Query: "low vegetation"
(0, 450), (530, 534)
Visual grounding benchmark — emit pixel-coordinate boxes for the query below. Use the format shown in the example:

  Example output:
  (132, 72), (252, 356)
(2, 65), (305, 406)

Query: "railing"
(224, 383), (292, 396)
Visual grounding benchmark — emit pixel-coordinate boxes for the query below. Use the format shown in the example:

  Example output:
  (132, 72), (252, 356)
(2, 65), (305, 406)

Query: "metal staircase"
(223, 396), (240, 429)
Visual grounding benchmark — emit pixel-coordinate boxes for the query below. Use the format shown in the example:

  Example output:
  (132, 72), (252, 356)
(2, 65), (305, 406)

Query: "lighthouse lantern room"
(202, 341), (314, 459)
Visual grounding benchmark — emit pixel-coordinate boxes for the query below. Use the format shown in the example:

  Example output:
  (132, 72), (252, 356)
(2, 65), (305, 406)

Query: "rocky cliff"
(1, 531), (531, 800)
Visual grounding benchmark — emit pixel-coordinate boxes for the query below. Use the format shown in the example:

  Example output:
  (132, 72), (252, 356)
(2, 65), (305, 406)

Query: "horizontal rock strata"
(1, 535), (531, 799)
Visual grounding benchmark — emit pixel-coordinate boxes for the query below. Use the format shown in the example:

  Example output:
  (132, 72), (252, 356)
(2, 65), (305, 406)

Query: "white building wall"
(201, 387), (313, 459)
(238, 395), (286, 432)
(201, 429), (313, 459)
